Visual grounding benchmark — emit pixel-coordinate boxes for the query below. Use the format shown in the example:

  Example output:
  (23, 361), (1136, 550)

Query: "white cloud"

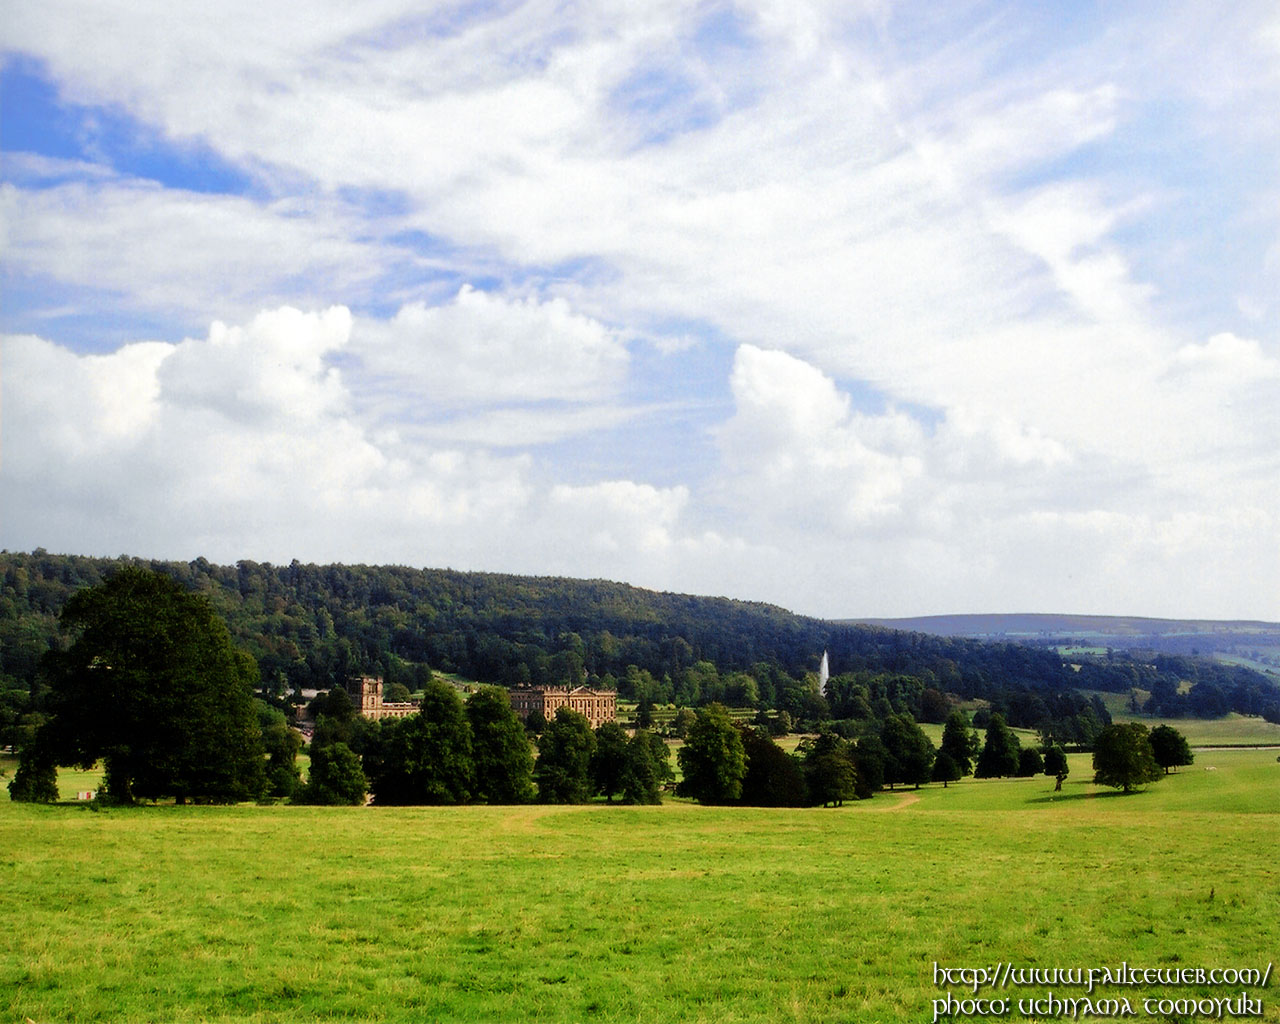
(4, 2), (1280, 618)
(1170, 332), (1280, 381)
(0, 178), (400, 322)
(353, 287), (629, 407)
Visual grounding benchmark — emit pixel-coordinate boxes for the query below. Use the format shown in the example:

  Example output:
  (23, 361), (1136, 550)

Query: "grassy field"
(3, 750), (1277, 1023)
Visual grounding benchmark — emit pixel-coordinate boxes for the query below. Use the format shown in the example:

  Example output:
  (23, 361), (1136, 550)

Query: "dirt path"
(872, 791), (921, 811)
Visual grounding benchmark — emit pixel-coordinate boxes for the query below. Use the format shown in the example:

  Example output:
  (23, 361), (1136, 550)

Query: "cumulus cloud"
(353, 286), (629, 407)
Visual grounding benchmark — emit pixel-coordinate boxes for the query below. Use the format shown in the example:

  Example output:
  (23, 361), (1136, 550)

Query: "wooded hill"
(3, 551), (1277, 735)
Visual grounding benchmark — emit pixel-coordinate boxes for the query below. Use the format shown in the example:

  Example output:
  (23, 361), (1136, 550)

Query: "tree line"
(5, 552), (1274, 757)
(7, 568), (1195, 805)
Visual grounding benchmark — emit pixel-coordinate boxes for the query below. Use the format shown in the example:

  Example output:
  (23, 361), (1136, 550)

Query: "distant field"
(1108, 712), (1280, 747)
(4, 751), (1277, 1023)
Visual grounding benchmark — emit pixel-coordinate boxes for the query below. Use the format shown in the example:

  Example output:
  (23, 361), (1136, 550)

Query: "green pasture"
(4, 751), (1278, 1023)
(1110, 712), (1280, 746)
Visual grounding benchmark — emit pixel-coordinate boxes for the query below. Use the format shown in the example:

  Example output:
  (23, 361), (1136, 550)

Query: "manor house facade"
(509, 685), (617, 729)
(345, 675), (418, 720)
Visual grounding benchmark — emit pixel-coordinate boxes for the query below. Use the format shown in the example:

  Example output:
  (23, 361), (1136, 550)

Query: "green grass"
(3, 751), (1278, 1023)
(1108, 712), (1280, 746)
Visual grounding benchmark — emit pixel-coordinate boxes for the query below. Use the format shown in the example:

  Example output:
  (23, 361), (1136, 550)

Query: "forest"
(2, 550), (1277, 751)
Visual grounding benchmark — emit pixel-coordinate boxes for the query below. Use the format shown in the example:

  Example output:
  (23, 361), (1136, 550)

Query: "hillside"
(3, 552), (1277, 736)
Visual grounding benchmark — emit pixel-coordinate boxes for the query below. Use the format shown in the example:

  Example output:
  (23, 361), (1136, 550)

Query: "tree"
(739, 726), (808, 807)
(920, 687), (950, 724)
(39, 568), (265, 804)
(590, 721), (631, 802)
(880, 713), (935, 789)
(262, 718), (303, 800)
(620, 731), (668, 805)
(939, 711), (977, 776)
(8, 744), (59, 803)
(535, 707), (596, 803)
(1043, 744), (1069, 790)
(801, 732), (858, 806)
(297, 741), (367, 805)
(369, 680), (474, 804)
(1149, 724), (1194, 775)
(1092, 723), (1163, 793)
(466, 686), (534, 804)
(1016, 747), (1044, 777)
(851, 734), (888, 799)
(931, 751), (963, 787)
(975, 713), (1021, 779)
(676, 704), (746, 804)
(670, 707), (696, 739)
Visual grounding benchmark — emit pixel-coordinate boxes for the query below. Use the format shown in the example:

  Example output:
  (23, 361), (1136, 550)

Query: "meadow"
(4, 749), (1277, 1023)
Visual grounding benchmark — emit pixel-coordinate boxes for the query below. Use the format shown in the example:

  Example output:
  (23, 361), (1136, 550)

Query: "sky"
(2, 1), (1278, 621)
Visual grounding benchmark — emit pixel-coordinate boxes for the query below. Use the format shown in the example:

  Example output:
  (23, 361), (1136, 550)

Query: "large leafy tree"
(676, 703), (746, 804)
(534, 707), (597, 803)
(975, 713), (1021, 779)
(740, 726), (808, 807)
(297, 741), (367, 805)
(466, 686), (534, 804)
(369, 680), (474, 804)
(590, 721), (631, 803)
(1093, 723), (1163, 793)
(939, 711), (977, 776)
(801, 731), (858, 806)
(1149, 724), (1194, 775)
(39, 568), (265, 804)
(880, 714), (935, 789)
(619, 731), (669, 805)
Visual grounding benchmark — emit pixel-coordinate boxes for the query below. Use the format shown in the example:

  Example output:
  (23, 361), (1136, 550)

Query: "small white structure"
(818, 650), (830, 697)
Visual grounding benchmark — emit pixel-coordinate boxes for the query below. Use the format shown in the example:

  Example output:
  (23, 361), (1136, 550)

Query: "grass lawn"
(3, 750), (1278, 1023)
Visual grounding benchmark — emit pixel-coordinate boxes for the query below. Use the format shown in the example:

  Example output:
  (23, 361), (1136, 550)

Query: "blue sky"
(2, 1), (1278, 619)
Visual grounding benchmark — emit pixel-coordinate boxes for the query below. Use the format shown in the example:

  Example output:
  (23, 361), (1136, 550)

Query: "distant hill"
(845, 614), (1280, 677)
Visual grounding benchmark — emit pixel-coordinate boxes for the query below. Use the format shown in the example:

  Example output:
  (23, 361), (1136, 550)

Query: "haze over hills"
(846, 614), (1280, 677)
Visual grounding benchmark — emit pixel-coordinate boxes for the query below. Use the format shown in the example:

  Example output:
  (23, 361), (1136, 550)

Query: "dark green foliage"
(676, 703), (746, 804)
(40, 568), (265, 804)
(297, 742), (367, 805)
(619, 731), (668, 805)
(534, 707), (596, 803)
(8, 743), (59, 803)
(975, 713), (1021, 779)
(1093, 723), (1163, 793)
(919, 687), (950, 723)
(1016, 747), (1044, 777)
(939, 711), (976, 776)
(800, 732), (858, 806)
(739, 726), (808, 807)
(262, 719), (303, 799)
(851, 735), (888, 799)
(670, 707), (696, 739)
(931, 751), (962, 786)
(525, 709), (546, 735)
(369, 681), (473, 805)
(1043, 744), (1069, 779)
(590, 721), (631, 802)
(1149, 724), (1194, 774)
(466, 686), (534, 804)
(880, 713), (935, 789)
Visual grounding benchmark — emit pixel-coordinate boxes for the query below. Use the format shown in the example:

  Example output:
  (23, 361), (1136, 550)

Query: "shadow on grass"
(1025, 788), (1152, 805)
